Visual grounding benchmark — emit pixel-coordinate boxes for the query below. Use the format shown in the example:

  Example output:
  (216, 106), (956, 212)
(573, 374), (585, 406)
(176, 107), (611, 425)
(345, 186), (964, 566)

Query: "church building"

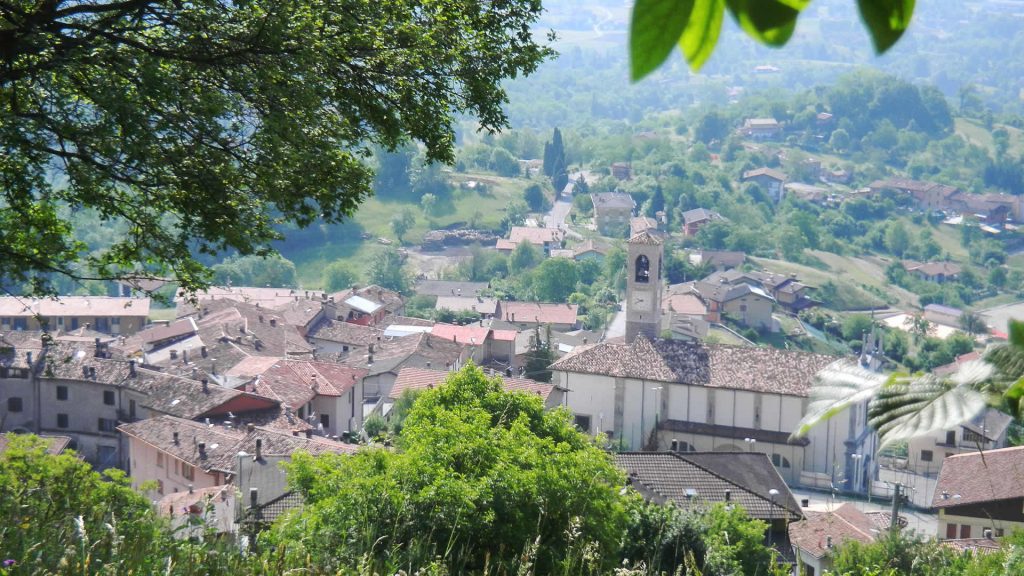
(550, 230), (878, 489)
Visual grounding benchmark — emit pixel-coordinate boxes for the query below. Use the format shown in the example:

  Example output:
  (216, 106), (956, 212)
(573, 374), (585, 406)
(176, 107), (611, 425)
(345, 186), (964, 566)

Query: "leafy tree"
(212, 254), (296, 287)
(420, 193), (438, 217)
(960, 311), (988, 335)
(374, 145), (415, 198)
(390, 209), (416, 245)
(884, 221), (911, 257)
(0, 0), (551, 295)
(368, 247), (410, 294)
(524, 183), (547, 212)
(841, 314), (876, 342)
(509, 240), (541, 273)
(525, 325), (555, 383)
(500, 200), (529, 233)
(489, 147), (520, 177)
(829, 128), (851, 152)
(533, 257), (579, 303)
(694, 111), (730, 145)
(321, 261), (359, 292)
(270, 364), (628, 573)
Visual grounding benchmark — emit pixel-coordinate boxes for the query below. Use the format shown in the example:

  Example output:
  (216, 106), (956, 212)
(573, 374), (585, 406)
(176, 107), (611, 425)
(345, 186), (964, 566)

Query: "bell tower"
(625, 230), (663, 342)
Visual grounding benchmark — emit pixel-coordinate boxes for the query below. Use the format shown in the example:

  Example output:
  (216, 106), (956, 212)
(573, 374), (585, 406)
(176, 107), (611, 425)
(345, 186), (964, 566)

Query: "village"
(4, 113), (1024, 571)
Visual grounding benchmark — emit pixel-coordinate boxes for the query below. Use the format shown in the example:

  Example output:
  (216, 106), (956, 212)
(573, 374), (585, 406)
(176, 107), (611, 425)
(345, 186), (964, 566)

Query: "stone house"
(591, 192), (636, 236)
(741, 168), (788, 203)
(0, 296), (150, 335)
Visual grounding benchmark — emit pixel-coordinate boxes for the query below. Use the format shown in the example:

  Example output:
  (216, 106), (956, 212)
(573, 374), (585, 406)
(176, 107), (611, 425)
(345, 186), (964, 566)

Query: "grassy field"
(955, 118), (1024, 157)
(289, 171), (537, 287)
(751, 251), (918, 310)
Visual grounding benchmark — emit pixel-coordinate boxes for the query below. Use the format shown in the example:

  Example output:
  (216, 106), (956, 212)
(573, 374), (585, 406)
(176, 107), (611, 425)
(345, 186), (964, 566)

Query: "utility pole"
(890, 483), (904, 532)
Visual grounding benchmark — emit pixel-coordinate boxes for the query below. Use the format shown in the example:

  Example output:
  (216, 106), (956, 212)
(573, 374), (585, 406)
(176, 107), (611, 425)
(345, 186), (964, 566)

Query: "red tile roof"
(788, 503), (876, 559)
(430, 323), (491, 346)
(500, 302), (579, 326)
(933, 445), (1024, 508)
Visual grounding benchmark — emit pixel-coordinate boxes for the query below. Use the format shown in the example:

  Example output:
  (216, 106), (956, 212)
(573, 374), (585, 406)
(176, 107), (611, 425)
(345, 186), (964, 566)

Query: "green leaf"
(1004, 376), (1024, 418)
(679, 0), (725, 71)
(630, 0), (696, 81)
(857, 0), (915, 54)
(868, 373), (988, 449)
(1009, 318), (1024, 349)
(725, 0), (801, 47)
(791, 361), (887, 439)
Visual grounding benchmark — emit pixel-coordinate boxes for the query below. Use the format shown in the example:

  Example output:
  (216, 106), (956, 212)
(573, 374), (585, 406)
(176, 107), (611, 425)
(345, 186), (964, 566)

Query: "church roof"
(628, 229), (663, 246)
(550, 336), (838, 397)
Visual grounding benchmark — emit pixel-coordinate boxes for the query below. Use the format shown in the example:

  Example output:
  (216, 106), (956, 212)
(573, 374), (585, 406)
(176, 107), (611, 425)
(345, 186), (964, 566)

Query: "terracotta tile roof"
(386, 316), (435, 327)
(664, 293), (707, 316)
(940, 538), (1001, 554)
(119, 415), (357, 474)
(491, 329), (518, 342)
(933, 445), (1024, 508)
(550, 336), (838, 397)
(430, 323), (491, 346)
(127, 367), (279, 419)
(356, 332), (466, 375)
(307, 319), (383, 346)
(226, 358), (366, 406)
(157, 485), (232, 517)
(904, 261), (962, 276)
(788, 503), (876, 559)
(627, 229), (663, 246)
(355, 285), (404, 315)
(415, 280), (488, 298)
(615, 452), (801, 521)
(0, 296), (150, 318)
(272, 298), (324, 329)
(176, 287), (324, 312)
(573, 239), (609, 257)
(390, 366), (554, 401)
(495, 239), (518, 251)
(500, 301), (579, 325)
(681, 208), (720, 225)
(434, 296), (499, 316)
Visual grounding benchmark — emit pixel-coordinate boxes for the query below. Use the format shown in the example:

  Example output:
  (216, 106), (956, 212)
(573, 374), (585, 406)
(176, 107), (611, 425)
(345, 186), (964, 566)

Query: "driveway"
(604, 302), (626, 340)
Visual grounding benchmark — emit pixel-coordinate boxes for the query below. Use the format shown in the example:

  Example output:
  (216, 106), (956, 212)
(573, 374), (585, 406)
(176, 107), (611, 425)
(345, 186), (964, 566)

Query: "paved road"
(544, 197), (572, 229)
(605, 302), (626, 340)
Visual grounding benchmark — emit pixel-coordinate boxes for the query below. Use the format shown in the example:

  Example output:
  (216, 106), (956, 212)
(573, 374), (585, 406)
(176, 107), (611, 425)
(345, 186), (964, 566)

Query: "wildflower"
(2, 559), (16, 567)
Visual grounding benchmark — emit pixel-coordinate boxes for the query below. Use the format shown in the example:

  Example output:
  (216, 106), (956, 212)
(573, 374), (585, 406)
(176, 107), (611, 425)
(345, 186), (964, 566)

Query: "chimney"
(182, 349), (188, 364)
(670, 439), (678, 452)
(258, 314), (264, 323)
(310, 375), (318, 392)
(250, 487), (258, 508)
(197, 442), (206, 459)
(304, 429), (313, 439)
(239, 324), (246, 334)
(255, 438), (262, 460)
(246, 423), (255, 433)
(188, 484), (194, 494)
(173, 431), (179, 445)
(270, 318), (277, 327)
(170, 349), (178, 360)
(801, 498), (809, 507)
(129, 360), (136, 377)
(511, 312), (516, 322)
(26, 351), (32, 365)
(201, 345), (208, 358)
(202, 379), (209, 393)
(291, 430), (299, 437)
(368, 343), (374, 354)
(426, 361), (431, 368)
(367, 353), (373, 365)
(94, 337), (102, 357)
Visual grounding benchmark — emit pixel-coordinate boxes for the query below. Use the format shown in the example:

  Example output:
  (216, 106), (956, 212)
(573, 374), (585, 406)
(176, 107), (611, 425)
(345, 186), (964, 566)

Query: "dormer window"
(635, 255), (650, 283)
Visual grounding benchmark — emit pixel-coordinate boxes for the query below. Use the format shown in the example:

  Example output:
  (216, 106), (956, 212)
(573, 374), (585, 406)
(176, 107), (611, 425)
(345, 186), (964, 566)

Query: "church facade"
(550, 230), (878, 489)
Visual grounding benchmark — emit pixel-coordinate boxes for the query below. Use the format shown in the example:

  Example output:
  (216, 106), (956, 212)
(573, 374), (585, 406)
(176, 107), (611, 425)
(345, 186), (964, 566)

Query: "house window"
(945, 431), (956, 445)
(7, 397), (23, 412)
(98, 418), (117, 433)
(157, 452), (164, 468)
(103, 390), (115, 406)
(174, 460), (180, 475)
(320, 413), (330, 430)
(574, 414), (592, 433)
(740, 304), (748, 312)
(97, 445), (117, 469)
(634, 255), (650, 283)
(960, 525), (971, 539)
(57, 413), (69, 429)
(56, 386), (68, 401)
(771, 454), (791, 468)
(157, 479), (164, 495)
(946, 523), (957, 539)
(112, 317), (120, 325)
(13, 318), (27, 330)
(920, 450), (933, 462)
(997, 528), (1005, 537)
(182, 464), (194, 481)
(94, 318), (110, 332)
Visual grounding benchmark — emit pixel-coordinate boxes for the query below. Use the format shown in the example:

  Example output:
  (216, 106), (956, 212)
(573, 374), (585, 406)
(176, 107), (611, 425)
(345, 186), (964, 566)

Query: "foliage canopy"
(0, 0), (552, 295)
